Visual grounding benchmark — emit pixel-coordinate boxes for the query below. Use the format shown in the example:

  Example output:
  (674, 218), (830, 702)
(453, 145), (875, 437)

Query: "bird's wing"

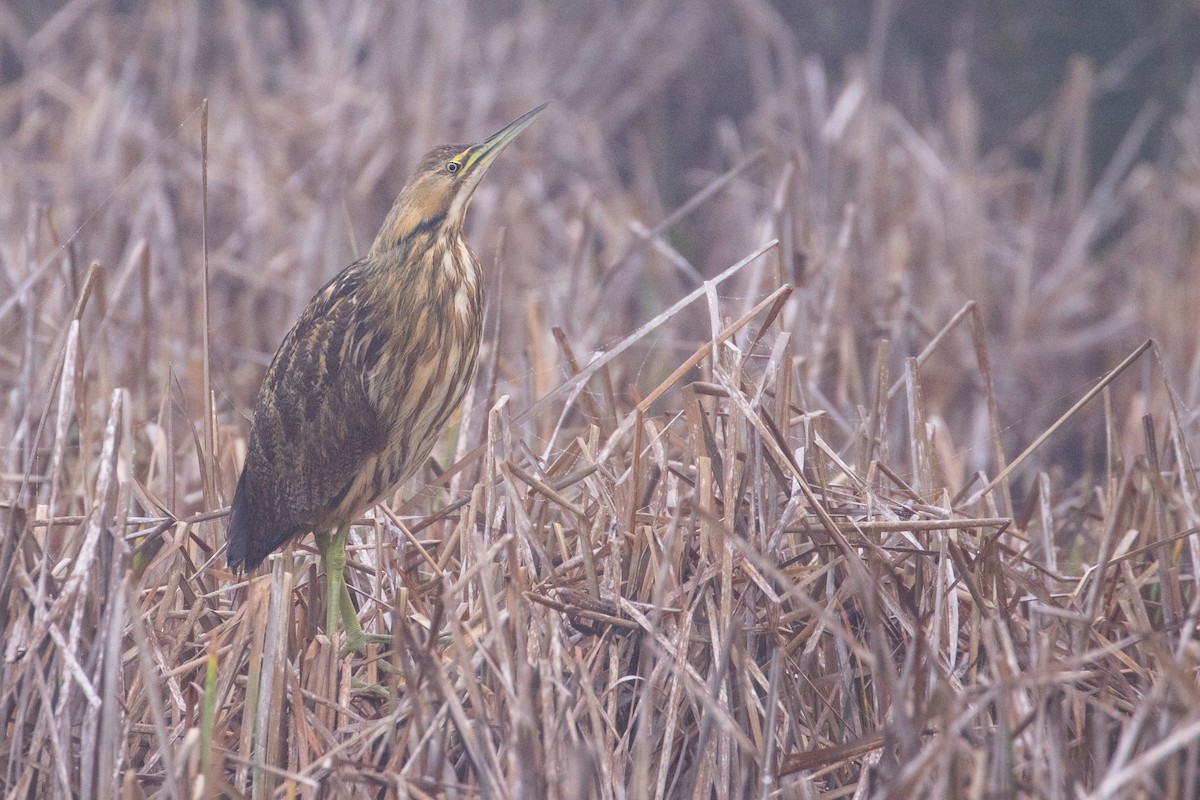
(228, 265), (386, 570)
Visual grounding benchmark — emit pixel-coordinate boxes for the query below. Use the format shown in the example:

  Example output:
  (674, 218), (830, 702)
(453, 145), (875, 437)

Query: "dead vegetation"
(3, 2), (1200, 798)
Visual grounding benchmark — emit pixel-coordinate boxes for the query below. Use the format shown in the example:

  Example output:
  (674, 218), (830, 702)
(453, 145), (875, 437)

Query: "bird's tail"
(226, 469), (297, 572)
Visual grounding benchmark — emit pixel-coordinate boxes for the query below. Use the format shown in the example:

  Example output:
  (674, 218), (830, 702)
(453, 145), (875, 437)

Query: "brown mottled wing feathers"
(228, 264), (385, 570)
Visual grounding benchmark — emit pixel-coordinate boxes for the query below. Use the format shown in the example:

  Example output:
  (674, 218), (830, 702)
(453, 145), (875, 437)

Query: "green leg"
(314, 524), (386, 656)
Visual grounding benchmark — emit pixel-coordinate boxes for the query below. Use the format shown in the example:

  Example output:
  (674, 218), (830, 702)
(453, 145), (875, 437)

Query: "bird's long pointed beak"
(463, 102), (549, 176)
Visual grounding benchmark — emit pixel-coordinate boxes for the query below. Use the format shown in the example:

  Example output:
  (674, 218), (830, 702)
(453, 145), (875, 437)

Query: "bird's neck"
(432, 231), (482, 296)
(368, 187), (470, 259)
(363, 229), (483, 316)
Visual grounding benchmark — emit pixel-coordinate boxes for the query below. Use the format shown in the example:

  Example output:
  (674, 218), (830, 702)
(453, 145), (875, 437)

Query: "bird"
(227, 103), (547, 653)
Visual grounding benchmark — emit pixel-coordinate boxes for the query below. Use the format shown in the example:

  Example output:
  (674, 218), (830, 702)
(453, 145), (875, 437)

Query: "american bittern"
(227, 103), (546, 652)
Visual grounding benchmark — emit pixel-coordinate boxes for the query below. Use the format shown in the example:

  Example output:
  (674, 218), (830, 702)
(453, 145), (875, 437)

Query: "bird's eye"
(446, 161), (460, 173)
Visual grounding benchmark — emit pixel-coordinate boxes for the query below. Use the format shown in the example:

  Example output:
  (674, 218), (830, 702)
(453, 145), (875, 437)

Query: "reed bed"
(3, 2), (1200, 798)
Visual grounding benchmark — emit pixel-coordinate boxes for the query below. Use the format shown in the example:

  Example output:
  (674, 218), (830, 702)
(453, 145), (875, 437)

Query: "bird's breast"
(362, 248), (484, 495)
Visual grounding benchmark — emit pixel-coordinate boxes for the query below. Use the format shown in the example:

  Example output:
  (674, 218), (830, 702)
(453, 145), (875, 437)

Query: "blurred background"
(1, 0), (1199, 509)
(6, 5), (1200, 794)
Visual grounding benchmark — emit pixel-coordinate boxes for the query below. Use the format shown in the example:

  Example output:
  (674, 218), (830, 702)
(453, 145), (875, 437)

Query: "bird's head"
(370, 103), (548, 256)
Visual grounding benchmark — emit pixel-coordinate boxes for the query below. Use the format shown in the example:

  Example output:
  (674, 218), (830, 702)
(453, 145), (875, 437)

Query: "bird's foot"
(349, 678), (392, 701)
(339, 629), (393, 658)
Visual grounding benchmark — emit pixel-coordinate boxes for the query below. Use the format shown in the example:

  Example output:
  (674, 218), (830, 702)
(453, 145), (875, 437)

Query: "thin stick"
(199, 98), (217, 510)
(969, 339), (1153, 504)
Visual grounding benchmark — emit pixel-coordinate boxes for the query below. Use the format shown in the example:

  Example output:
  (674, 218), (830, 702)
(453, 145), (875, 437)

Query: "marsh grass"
(3, 3), (1200, 798)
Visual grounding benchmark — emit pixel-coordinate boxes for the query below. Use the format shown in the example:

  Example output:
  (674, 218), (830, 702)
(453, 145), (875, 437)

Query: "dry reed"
(3, 2), (1200, 798)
